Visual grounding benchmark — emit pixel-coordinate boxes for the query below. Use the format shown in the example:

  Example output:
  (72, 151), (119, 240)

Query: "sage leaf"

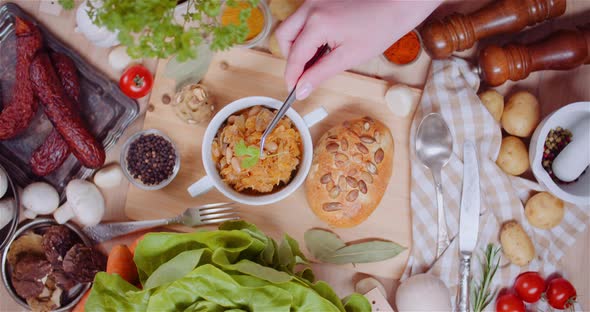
(304, 229), (346, 261)
(324, 241), (406, 264)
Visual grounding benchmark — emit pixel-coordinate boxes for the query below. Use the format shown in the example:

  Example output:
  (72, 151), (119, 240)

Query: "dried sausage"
(30, 52), (81, 176)
(0, 17), (42, 139)
(30, 52), (105, 169)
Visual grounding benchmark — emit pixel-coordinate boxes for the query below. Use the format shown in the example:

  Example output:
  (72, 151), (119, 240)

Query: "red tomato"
(513, 271), (545, 303)
(496, 293), (525, 312)
(119, 65), (154, 99)
(546, 277), (577, 309)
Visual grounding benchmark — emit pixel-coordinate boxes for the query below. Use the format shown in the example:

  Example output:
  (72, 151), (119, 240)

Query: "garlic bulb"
(173, 84), (214, 125)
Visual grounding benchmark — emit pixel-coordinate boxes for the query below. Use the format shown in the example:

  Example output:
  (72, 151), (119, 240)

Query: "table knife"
(457, 141), (481, 312)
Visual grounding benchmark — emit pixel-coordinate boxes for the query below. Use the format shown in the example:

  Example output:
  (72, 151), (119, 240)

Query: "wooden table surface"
(0, 0), (588, 311)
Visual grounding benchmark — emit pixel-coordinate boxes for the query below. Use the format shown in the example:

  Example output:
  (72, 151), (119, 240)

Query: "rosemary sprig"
(472, 244), (502, 312)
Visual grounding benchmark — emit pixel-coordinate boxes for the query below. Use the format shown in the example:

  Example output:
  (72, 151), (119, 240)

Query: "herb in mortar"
(84, 0), (259, 61)
(472, 244), (501, 312)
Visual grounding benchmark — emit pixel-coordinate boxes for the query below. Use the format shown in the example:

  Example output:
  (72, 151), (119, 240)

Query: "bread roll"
(305, 117), (394, 227)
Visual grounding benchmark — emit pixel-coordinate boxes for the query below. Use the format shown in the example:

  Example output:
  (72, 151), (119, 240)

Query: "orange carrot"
(72, 289), (90, 312)
(128, 234), (147, 255)
(106, 245), (138, 284)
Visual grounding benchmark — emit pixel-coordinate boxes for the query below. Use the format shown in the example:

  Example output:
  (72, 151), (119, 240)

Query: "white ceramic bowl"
(187, 96), (327, 206)
(529, 101), (590, 205)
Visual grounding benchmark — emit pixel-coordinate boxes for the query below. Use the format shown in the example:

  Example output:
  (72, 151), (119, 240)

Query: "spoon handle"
(432, 170), (451, 258)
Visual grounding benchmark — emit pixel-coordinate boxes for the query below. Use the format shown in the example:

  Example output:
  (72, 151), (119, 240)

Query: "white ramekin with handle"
(187, 96), (327, 206)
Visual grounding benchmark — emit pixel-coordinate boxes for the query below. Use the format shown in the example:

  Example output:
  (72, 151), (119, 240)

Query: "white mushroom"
(0, 167), (8, 199)
(21, 182), (60, 219)
(0, 198), (15, 229)
(93, 164), (124, 189)
(53, 179), (105, 227)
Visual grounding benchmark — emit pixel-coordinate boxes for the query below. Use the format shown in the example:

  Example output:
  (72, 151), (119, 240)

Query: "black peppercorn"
(126, 134), (176, 185)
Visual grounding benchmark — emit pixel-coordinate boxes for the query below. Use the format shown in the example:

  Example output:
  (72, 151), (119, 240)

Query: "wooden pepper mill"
(421, 0), (566, 59)
(478, 25), (590, 86)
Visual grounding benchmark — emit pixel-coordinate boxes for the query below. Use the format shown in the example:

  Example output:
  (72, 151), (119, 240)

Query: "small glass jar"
(222, 0), (272, 49)
(120, 129), (181, 191)
(381, 29), (423, 66)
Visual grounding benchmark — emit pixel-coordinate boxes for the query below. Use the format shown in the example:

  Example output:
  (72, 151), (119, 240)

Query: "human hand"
(275, 0), (442, 100)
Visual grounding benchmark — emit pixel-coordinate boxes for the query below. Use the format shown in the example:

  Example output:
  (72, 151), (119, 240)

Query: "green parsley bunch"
(69, 0), (258, 61)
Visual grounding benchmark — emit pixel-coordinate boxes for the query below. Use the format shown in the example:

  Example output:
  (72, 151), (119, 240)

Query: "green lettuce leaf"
(343, 294), (373, 312)
(86, 273), (151, 312)
(144, 249), (210, 290)
(147, 264), (292, 311)
(88, 221), (370, 312)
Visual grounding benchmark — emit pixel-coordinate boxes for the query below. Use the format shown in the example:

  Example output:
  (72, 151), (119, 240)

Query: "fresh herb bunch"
(58, 0), (75, 10)
(81, 0), (259, 61)
(472, 244), (501, 312)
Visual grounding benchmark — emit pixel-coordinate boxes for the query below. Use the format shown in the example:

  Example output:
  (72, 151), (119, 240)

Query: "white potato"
(525, 192), (565, 229)
(478, 89), (504, 122)
(500, 221), (535, 266)
(496, 136), (529, 175)
(501, 91), (540, 137)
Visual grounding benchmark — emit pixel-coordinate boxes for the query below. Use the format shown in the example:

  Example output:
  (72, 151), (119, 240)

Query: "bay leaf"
(304, 229), (346, 261)
(323, 241), (406, 264)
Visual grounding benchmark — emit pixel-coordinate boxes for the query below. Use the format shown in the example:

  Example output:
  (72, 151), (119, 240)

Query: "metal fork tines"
(182, 204), (239, 226)
(83, 202), (239, 243)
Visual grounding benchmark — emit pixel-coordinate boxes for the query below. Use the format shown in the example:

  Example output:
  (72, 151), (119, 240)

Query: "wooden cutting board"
(125, 48), (421, 279)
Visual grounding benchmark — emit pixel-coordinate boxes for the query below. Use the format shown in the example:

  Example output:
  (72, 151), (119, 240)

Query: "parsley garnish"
(235, 139), (260, 169)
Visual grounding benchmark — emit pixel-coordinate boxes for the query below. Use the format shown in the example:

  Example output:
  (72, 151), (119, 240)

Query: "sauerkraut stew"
(211, 105), (303, 194)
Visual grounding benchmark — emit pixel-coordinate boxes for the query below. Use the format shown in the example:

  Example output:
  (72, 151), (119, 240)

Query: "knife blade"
(459, 140), (481, 253)
(457, 140), (481, 312)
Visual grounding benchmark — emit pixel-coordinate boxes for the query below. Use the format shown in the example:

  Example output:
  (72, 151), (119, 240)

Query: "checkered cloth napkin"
(403, 57), (589, 308)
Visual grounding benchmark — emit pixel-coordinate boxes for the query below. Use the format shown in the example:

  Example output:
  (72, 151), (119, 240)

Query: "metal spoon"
(416, 112), (453, 259)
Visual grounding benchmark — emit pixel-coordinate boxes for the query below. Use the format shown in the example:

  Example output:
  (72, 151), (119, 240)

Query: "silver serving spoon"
(416, 113), (453, 259)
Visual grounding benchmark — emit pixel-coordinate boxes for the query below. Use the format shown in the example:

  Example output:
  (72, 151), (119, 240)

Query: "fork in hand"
(83, 202), (238, 243)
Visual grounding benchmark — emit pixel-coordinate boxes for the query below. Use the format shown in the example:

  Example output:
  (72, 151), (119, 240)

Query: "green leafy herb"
(235, 139), (260, 169)
(58, 0), (74, 10)
(86, 0), (259, 62)
(86, 221), (369, 312)
(304, 229), (406, 264)
(472, 244), (501, 312)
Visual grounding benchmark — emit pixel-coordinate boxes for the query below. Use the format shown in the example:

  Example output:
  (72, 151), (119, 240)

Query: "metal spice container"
(1, 218), (93, 311)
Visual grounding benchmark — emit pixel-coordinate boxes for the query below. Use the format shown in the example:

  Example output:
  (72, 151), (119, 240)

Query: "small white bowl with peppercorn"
(120, 129), (180, 190)
(530, 101), (590, 206)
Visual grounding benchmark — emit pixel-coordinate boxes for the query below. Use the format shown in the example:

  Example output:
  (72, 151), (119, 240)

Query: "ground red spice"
(383, 30), (421, 65)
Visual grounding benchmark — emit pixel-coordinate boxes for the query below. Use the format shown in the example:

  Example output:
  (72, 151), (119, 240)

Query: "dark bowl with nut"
(120, 129), (181, 190)
(1, 218), (105, 312)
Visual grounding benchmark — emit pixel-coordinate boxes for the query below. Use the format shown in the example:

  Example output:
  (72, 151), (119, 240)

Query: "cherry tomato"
(496, 293), (525, 312)
(513, 271), (545, 303)
(119, 65), (153, 99)
(546, 277), (577, 309)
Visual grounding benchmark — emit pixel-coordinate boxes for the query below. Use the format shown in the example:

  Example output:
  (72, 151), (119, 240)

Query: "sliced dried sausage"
(30, 52), (105, 169)
(0, 17), (42, 139)
(30, 52), (81, 176)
